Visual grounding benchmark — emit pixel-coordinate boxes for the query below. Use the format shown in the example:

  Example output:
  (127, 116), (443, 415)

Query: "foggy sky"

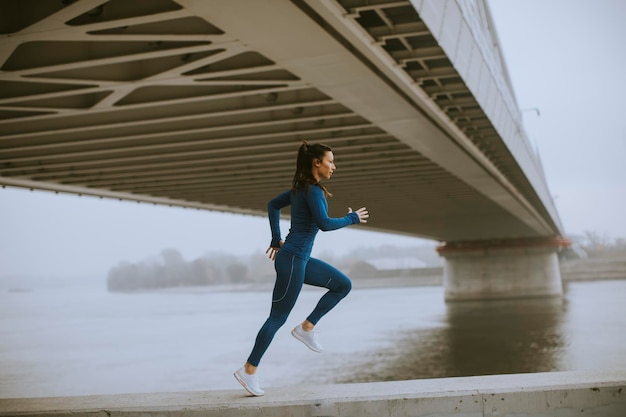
(487, 0), (626, 239)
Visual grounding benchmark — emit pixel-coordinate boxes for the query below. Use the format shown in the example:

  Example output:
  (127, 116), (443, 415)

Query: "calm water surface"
(1, 280), (625, 398)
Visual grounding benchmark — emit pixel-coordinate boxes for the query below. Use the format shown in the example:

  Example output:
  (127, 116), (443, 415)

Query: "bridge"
(0, 0), (567, 300)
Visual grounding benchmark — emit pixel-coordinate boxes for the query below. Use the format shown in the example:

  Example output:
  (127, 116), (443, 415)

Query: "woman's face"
(313, 151), (336, 181)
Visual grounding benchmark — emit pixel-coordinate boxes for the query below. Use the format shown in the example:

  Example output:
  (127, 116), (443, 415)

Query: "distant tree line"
(107, 248), (274, 292)
(561, 231), (626, 260)
(106, 244), (443, 292)
(582, 231), (626, 250)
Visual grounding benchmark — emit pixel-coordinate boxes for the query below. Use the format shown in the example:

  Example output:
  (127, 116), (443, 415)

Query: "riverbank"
(108, 257), (625, 294)
(559, 257), (626, 281)
(352, 256), (626, 289)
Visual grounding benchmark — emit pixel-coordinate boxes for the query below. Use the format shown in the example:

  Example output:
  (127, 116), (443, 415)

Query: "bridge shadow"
(338, 296), (567, 383)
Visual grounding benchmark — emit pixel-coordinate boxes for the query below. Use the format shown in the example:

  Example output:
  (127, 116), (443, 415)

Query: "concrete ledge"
(1, 370), (624, 417)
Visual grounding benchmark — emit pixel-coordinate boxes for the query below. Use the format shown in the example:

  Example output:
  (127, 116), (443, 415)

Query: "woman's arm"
(306, 185), (360, 231)
(268, 190), (291, 247)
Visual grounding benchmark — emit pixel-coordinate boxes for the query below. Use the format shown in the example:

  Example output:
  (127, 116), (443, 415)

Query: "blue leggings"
(246, 250), (352, 366)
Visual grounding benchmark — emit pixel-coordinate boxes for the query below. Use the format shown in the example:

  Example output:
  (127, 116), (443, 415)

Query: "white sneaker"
(291, 325), (324, 353)
(234, 366), (264, 396)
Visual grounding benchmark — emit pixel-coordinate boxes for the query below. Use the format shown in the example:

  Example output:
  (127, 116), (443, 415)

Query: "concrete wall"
(1, 370), (624, 417)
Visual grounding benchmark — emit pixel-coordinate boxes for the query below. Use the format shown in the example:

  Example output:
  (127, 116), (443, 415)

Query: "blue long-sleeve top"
(268, 185), (360, 260)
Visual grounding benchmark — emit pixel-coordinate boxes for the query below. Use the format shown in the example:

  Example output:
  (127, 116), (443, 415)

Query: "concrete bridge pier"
(438, 238), (568, 301)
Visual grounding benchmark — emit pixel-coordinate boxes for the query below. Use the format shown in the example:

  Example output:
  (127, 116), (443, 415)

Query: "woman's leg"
(246, 251), (306, 367)
(303, 257), (352, 325)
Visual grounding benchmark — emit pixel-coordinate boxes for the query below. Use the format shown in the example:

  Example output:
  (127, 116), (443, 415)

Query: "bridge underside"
(0, 0), (561, 245)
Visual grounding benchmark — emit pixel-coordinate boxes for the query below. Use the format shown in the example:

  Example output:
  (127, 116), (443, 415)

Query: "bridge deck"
(0, 0), (562, 243)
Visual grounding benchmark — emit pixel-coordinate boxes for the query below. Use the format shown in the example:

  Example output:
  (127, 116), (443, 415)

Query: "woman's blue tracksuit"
(246, 185), (360, 366)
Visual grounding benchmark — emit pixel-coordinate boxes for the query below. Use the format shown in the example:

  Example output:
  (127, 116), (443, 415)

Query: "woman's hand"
(265, 240), (283, 260)
(348, 207), (369, 223)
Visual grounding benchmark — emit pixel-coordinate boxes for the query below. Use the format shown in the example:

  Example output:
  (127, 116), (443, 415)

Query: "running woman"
(234, 141), (369, 396)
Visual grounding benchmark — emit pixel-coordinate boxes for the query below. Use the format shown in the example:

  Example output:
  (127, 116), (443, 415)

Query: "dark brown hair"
(291, 141), (332, 197)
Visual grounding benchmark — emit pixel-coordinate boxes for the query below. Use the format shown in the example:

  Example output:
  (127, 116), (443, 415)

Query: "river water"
(1, 280), (625, 398)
